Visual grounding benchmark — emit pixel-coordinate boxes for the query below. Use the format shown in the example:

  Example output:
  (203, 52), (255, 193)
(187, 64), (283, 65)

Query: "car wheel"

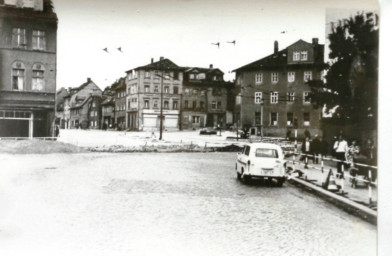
(276, 178), (285, 187)
(241, 173), (251, 184)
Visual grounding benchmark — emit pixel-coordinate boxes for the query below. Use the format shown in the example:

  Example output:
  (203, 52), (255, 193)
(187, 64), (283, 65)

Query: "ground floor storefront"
(0, 109), (54, 138)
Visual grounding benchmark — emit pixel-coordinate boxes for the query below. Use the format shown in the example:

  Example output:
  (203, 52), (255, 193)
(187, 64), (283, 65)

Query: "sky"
(52, 0), (379, 90)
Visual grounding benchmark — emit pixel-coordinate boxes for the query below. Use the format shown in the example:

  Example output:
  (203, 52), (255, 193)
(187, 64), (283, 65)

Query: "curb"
(287, 176), (377, 225)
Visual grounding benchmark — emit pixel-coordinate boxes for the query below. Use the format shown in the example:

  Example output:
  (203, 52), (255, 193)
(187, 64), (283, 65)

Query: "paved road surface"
(0, 153), (376, 256)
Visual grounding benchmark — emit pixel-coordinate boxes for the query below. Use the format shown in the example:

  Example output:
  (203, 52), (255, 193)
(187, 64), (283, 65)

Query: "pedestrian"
(363, 138), (376, 161)
(55, 125), (60, 137)
(333, 134), (348, 177)
(311, 134), (321, 164)
(320, 136), (329, 158)
(301, 136), (312, 168)
(346, 139), (360, 167)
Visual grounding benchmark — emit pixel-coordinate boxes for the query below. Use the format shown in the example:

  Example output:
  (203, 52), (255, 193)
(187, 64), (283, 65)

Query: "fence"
(286, 151), (377, 205)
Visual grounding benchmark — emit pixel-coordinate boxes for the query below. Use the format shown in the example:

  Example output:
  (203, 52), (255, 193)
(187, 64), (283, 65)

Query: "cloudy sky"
(52, 0), (379, 90)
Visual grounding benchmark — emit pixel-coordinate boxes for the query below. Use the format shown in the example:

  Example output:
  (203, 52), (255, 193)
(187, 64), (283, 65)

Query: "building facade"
(0, 0), (57, 137)
(67, 78), (102, 129)
(233, 39), (324, 138)
(182, 66), (233, 129)
(126, 57), (184, 131)
(113, 77), (126, 130)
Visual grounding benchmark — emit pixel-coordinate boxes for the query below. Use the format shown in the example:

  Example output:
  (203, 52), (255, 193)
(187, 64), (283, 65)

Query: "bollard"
(368, 170), (372, 205)
(305, 155), (308, 168)
(340, 164), (345, 194)
(293, 154), (296, 172)
(321, 157), (324, 173)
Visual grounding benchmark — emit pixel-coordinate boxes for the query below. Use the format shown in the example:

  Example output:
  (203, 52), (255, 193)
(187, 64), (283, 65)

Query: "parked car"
(235, 143), (287, 186)
(199, 127), (218, 135)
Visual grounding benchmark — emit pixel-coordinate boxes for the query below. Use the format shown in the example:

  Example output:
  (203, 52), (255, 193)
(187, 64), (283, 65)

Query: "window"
(31, 63), (45, 91)
(173, 101), (178, 109)
(255, 148), (278, 158)
(92, 102), (96, 107)
(255, 112), (261, 125)
(173, 86), (179, 94)
(196, 73), (205, 80)
(301, 51), (308, 61)
(153, 100), (158, 109)
(255, 92), (263, 104)
(193, 101), (197, 109)
(236, 95), (242, 105)
(192, 116), (200, 124)
(164, 86), (169, 94)
(271, 72), (278, 83)
(217, 101), (222, 109)
(293, 51), (300, 61)
(164, 101), (169, 109)
(270, 112), (278, 126)
(287, 112), (294, 126)
(32, 30), (46, 50)
(200, 90), (205, 96)
(270, 92), (278, 104)
(145, 71), (150, 78)
(184, 89), (190, 95)
(91, 121), (94, 127)
(12, 28), (26, 48)
(304, 71), (312, 82)
(304, 112), (310, 126)
(200, 101), (204, 109)
(145, 85), (150, 93)
(154, 86), (159, 93)
(144, 100), (149, 109)
(287, 92), (295, 103)
(244, 146), (250, 156)
(212, 101), (217, 109)
(12, 62), (25, 90)
(255, 73), (263, 84)
(303, 91), (311, 103)
(193, 89), (198, 96)
(288, 72), (295, 82)
(173, 72), (179, 80)
(189, 74), (195, 79)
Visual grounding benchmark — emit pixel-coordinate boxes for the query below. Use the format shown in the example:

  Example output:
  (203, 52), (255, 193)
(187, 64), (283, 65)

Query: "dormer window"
(301, 51), (308, 61)
(293, 51), (300, 61)
(189, 74), (195, 79)
(196, 73), (205, 80)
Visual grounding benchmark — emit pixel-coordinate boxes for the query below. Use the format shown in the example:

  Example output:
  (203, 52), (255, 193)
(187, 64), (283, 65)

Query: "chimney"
(274, 41), (278, 54)
(151, 58), (154, 64)
(312, 38), (319, 45)
(87, 77), (91, 82)
(160, 56), (164, 61)
(209, 64), (213, 69)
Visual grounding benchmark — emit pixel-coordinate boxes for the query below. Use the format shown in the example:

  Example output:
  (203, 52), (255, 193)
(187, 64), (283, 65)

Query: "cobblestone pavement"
(0, 153), (376, 256)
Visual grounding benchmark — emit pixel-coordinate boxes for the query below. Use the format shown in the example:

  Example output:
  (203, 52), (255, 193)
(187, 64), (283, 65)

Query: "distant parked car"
(235, 143), (287, 186)
(199, 127), (218, 135)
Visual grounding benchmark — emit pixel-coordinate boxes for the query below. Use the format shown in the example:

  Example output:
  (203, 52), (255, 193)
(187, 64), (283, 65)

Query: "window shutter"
(12, 28), (18, 46)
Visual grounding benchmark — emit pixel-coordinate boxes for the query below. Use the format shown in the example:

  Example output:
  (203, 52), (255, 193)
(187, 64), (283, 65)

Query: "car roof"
(246, 142), (282, 150)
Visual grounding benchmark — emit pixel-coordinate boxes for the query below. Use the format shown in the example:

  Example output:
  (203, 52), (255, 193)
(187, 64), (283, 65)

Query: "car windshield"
(255, 148), (279, 158)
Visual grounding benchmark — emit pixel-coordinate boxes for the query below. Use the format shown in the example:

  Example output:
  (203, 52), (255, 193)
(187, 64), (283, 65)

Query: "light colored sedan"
(236, 143), (287, 186)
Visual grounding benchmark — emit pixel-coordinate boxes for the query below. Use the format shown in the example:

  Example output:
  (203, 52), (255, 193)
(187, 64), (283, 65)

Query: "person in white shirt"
(333, 135), (348, 177)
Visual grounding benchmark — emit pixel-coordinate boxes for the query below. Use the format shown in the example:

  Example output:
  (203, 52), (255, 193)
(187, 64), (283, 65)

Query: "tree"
(309, 12), (378, 132)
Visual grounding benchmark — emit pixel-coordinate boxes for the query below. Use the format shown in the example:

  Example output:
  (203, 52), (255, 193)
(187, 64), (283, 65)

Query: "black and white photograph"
(0, 0), (389, 255)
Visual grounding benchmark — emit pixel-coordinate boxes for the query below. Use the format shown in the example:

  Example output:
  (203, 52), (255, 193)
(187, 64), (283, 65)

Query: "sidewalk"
(285, 154), (377, 224)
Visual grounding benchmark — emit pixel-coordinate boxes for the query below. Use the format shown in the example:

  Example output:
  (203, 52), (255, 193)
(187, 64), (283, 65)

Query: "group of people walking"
(300, 133), (376, 177)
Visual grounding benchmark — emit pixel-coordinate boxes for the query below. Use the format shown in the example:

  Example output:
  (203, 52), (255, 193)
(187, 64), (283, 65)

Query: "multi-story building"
(0, 0), (57, 137)
(182, 65), (234, 129)
(233, 38), (324, 138)
(67, 78), (102, 129)
(125, 57), (184, 131)
(101, 96), (115, 129)
(113, 77), (126, 130)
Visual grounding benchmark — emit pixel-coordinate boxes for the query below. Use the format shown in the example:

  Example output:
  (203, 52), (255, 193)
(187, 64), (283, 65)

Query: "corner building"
(0, 0), (57, 137)
(233, 38), (324, 138)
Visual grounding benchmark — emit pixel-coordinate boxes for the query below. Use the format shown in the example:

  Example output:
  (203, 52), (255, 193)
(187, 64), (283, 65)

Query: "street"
(0, 152), (376, 256)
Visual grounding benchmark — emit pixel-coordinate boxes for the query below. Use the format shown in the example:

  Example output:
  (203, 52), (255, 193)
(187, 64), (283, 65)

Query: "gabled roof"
(101, 96), (114, 106)
(233, 39), (324, 72)
(127, 58), (185, 73)
(184, 67), (224, 75)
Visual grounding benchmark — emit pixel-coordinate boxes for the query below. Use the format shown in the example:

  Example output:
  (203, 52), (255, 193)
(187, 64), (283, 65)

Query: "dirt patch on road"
(0, 139), (87, 154)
